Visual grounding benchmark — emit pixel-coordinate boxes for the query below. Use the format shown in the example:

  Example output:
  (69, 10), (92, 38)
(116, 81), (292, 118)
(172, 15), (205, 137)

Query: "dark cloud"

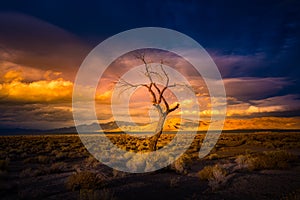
(0, 103), (73, 129)
(0, 12), (91, 81)
(224, 77), (293, 101)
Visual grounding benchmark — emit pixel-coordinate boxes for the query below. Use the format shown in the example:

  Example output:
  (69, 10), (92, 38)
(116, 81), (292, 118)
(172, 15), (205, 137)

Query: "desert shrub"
(235, 150), (297, 171)
(23, 157), (37, 164)
(254, 150), (297, 170)
(68, 151), (81, 159)
(208, 166), (228, 190)
(112, 169), (126, 178)
(207, 153), (219, 160)
(235, 154), (250, 170)
(198, 164), (228, 190)
(55, 152), (68, 160)
(65, 171), (106, 191)
(37, 155), (50, 164)
(169, 177), (180, 188)
(49, 162), (67, 173)
(198, 165), (222, 180)
(263, 141), (275, 149)
(169, 153), (193, 174)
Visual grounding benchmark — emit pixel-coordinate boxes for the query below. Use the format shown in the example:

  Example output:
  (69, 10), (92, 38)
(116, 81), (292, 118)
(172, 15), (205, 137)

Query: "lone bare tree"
(118, 53), (181, 151)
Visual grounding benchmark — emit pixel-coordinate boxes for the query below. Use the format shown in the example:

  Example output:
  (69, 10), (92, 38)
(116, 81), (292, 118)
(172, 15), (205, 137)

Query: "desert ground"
(1, 132), (300, 200)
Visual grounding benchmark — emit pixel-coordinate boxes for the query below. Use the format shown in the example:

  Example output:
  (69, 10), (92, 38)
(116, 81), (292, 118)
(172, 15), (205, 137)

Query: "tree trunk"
(149, 113), (167, 151)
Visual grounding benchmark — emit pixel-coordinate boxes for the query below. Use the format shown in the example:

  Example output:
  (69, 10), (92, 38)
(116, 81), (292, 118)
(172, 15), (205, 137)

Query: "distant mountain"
(49, 121), (148, 134)
(0, 118), (208, 135)
(105, 118), (209, 132)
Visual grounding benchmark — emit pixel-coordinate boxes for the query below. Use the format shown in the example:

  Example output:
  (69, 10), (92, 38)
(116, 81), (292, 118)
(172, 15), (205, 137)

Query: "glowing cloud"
(0, 70), (73, 103)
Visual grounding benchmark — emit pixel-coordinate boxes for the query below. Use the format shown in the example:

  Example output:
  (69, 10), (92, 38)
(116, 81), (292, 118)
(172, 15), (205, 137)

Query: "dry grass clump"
(235, 150), (297, 171)
(112, 168), (127, 178)
(169, 176), (180, 188)
(169, 153), (193, 174)
(198, 164), (229, 190)
(55, 152), (69, 160)
(37, 155), (51, 164)
(65, 171), (106, 191)
(198, 164), (227, 180)
(235, 154), (251, 170)
(49, 162), (67, 173)
(207, 153), (219, 160)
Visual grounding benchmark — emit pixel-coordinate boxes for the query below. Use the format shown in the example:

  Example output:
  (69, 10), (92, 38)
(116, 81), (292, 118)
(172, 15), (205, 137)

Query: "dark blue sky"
(1, 0), (299, 76)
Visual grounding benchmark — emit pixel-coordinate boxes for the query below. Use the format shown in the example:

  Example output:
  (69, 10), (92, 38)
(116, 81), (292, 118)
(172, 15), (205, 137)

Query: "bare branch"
(160, 60), (169, 87)
(118, 78), (142, 88)
(116, 77), (148, 97)
(147, 83), (157, 104)
(168, 103), (180, 114)
(161, 96), (169, 111)
(153, 83), (161, 94)
(135, 52), (154, 84)
(134, 51), (146, 63)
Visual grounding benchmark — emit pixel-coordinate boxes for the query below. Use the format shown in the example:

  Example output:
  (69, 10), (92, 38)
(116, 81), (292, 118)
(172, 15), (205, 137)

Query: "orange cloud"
(0, 70), (73, 103)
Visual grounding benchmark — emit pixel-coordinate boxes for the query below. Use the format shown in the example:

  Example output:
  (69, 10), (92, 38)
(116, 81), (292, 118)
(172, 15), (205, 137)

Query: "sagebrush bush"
(235, 150), (297, 171)
(198, 164), (227, 180)
(169, 153), (193, 174)
(49, 162), (67, 173)
(198, 164), (228, 190)
(207, 153), (219, 160)
(169, 177), (180, 188)
(37, 155), (50, 164)
(23, 157), (36, 164)
(65, 171), (106, 191)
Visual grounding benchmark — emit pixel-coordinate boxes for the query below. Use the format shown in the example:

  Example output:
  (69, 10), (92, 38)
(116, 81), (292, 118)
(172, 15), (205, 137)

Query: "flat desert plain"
(1, 132), (300, 200)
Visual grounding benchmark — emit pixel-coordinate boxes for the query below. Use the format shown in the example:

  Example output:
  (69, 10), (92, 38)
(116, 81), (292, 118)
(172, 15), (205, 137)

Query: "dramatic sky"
(0, 0), (300, 130)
